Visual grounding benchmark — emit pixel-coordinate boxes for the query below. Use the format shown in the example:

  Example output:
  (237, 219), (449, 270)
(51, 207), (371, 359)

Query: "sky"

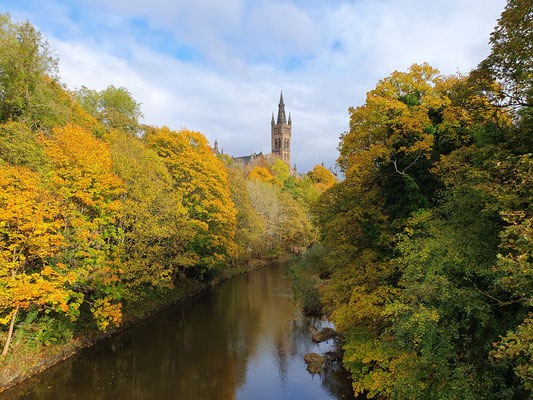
(0, 0), (507, 172)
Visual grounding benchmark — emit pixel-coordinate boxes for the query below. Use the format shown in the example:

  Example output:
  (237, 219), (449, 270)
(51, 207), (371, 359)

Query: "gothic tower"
(271, 91), (291, 165)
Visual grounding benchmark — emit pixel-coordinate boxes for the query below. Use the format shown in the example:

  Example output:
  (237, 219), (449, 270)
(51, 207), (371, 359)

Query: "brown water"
(1, 262), (354, 399)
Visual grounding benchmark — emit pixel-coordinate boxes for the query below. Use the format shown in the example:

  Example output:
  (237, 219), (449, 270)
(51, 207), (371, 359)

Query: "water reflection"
(1, 263), (354, 400)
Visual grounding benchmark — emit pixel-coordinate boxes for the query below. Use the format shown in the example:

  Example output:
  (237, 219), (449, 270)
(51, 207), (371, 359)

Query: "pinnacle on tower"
(277, 91), (286, 124)
(288, 112), (292, 125)
(271, 112), (275, 126)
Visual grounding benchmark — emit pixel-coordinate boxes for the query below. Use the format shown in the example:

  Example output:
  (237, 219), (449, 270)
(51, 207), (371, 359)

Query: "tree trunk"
(2, 305), (19, 356)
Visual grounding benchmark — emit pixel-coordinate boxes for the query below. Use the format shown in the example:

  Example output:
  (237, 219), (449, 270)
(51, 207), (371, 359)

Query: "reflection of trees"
(1, 264), (355, 400)
(4, 268), (272, 400)
(285, 316), (355, 399)
(321, 354), (358, 399)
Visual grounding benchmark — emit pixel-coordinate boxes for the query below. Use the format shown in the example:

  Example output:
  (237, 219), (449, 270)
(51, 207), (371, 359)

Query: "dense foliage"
(0, 13), (328, 358)
(295, 1), (532, 398)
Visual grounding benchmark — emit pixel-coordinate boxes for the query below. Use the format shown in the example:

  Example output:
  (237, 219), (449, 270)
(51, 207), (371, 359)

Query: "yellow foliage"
(91, 297), (122, 331)
(339, 63), (484, 186)
(41, 123), (124, 214)
(308, 164), (336, 190)
(145, 126), (237, 268)
(40, 124), (125, 330)
(0, 165), (74, 323)
(248, 165), (281, 186)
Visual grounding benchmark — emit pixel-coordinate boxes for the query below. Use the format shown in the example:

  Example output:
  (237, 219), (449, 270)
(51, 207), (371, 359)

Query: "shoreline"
(0, 255), (289, 393)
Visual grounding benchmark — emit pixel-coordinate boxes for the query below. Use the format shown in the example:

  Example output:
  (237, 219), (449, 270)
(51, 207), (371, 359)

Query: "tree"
(247, 165), (281, 186)
(226, 166), (265, 261)
(0, 121), (47, 171)
(308, 164), (336, 190)
(271, 159), (290, 185)
(105, 129), (196, 291)
(0, 13), (75, 130)
(41, 124), (125, 331)
(279, 191), (314, 252)
(0, 166), (72, 355)
(73, 85), (143, 133)
(145, 126), (237, 272)
(472, 0), (532, 109)
(310, 48), (530, 396)
(246, 180), (283, 254)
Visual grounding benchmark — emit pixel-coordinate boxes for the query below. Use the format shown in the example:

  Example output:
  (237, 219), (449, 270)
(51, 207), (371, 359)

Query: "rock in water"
(304, 353), (325, 374)
(311, 327), (338, 343)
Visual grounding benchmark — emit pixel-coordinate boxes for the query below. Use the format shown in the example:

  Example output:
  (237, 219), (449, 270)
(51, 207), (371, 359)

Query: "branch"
(474, 284), (503, 305)
(392, 151), (422, 176)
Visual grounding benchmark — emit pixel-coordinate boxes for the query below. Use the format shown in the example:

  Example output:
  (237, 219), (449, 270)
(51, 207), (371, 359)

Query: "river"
(1, 261), (354, 399)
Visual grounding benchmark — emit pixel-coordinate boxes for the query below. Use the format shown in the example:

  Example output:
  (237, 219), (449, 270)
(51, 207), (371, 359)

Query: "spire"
(214, 140), (219, 154)
(288, 112), (292, 125)
(277, 90), (286, 124)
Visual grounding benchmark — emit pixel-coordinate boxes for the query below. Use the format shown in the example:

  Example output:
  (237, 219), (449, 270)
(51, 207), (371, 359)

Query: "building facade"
(228, 92), (294, 170)
(271, 91), (291, 165)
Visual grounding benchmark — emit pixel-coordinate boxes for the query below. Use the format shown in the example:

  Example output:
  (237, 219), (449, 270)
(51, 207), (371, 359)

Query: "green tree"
(472, 0), (532, 109)
(0, 13), (75, 129)
(308, 13), (532, 394)
(0, 121), (46, 171)
(271, 158), (290, 185)
(73, 85), (143, 133)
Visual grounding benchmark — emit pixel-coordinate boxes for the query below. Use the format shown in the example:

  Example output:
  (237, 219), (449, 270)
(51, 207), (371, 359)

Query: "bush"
(288, 244), (328, 316)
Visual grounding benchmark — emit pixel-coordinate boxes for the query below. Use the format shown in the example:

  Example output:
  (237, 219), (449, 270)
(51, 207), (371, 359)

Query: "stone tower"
(271, 91), (291, 165)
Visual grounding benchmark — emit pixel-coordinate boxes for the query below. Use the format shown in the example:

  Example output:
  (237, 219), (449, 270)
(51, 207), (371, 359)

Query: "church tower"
(271, 91), (291, 165)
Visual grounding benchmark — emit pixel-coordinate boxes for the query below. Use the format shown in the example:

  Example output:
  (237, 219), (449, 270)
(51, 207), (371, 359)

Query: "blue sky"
(1, 0), (506, 172)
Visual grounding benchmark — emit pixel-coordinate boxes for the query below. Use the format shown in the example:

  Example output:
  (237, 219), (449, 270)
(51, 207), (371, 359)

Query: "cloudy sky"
(1, 0), (506, 172)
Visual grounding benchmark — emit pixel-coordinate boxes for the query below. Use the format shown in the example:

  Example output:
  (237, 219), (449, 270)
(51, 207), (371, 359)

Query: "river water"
(2, 262), (354, 399)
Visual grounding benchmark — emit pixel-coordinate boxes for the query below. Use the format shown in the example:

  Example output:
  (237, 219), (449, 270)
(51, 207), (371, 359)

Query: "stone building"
(232, 92), (293, 169)
(271, 91), (291, 165)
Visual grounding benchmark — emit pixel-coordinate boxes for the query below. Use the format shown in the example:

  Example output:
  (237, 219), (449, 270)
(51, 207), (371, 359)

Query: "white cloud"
(244, 1), (320, 57)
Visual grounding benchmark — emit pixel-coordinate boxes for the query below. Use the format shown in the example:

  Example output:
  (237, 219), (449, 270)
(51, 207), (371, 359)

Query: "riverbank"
(0, 255), (288, 392)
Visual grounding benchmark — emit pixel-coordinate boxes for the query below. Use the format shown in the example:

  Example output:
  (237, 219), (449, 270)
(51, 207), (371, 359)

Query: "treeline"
(0, 13), (335, 357)
(292, 0), (532, 398)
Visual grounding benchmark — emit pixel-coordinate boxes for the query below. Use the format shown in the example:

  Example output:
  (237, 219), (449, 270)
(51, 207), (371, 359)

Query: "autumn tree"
(0, 14), (93, 132)
(279, 191), (314, 252)
(145, 126), (237, 272)
(308, 164), (336, 190)
(247, 165), (281, 186)
(106, 129), (196, 291)
(0, 121), (47, 170)
(41, 124), (125, 331)
(270, 158), (290, 185)
(472, 0), (532, 109)
(226, 166), (266, 261)
(0, 166), (78, 355)
(300, 2), (533, 395)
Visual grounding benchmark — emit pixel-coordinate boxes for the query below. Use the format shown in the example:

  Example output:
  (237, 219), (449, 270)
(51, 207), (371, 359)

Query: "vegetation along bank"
(289, 1), (532, 398)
